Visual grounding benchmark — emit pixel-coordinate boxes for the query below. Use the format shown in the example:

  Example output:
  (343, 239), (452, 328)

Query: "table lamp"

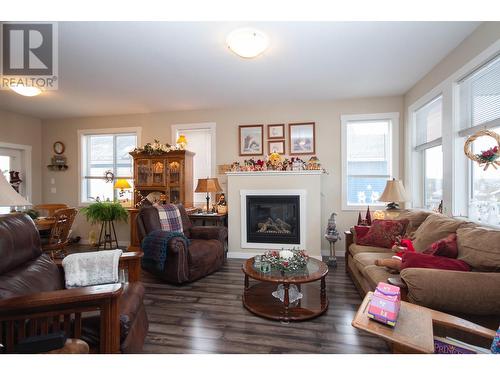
(378, 178), (409, 210)
(195, 177), (222, 213)
(114, 178), (131, 197)
(176, 134), (187, 150)
(0, 173), (32, 212)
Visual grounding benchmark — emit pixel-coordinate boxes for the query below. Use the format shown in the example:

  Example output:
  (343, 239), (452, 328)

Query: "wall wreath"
(464, 129), (500, 171)
(104, 170), (115, 183)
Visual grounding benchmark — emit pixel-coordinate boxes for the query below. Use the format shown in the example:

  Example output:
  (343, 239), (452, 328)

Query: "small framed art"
(268, 140), (285, 154)
(267, 124), (285, 139)
(289, 122), (315, 155)
(239, 125), (264, 156)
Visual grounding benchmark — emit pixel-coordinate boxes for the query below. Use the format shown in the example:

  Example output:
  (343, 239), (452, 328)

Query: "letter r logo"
(2, 23), (53, 75)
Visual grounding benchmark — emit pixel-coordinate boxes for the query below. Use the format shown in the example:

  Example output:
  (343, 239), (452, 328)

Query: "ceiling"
(0, 21), (481, 119)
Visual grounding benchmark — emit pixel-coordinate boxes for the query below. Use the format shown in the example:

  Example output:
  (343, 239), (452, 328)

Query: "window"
(171, 123), (216, 204)
(341, 113), (399, 210)
(79, 128), (139, 204)
(414, 96), (443, 210)
(458, 55), (500, 226)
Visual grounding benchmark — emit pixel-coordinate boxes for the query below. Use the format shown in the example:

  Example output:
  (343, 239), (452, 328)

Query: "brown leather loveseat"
(0, 214), (148, 353)
(136, 204), (227, 284)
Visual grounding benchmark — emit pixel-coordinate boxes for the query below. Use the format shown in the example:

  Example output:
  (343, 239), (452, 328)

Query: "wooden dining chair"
(34, 203), (69, 217)
(41, 207), (78, 258)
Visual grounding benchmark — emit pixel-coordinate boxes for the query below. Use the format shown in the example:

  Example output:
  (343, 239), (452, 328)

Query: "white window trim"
(408, 95), (444, 209)
(0, 141), (32, 203)
(77, 127), (142, 206)
(405, 38), (500, 219)
(341, 112), (400, 211)
(171, 122), (217, 178)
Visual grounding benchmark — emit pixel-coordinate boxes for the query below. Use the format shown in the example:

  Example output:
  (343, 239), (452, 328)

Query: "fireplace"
(246, 195), (300, 245)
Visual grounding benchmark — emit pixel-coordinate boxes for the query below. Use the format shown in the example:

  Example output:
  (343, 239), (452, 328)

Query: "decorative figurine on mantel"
(325, 212), (340, 267)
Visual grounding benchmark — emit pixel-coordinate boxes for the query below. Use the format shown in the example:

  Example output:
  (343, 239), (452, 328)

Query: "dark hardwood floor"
(141, 257), (390, 354)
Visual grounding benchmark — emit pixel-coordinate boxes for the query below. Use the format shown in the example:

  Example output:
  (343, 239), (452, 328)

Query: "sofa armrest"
(190, 226), (228, 243)
(400, 268), (500, 316)
(0, 284), (123, 312)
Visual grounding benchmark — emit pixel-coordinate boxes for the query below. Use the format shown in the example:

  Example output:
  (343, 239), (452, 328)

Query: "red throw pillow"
(422, 233), (458, 258)
(401, 252), (471, 272)
(356, 219), (409, 249)
(354, 225), (370, 240)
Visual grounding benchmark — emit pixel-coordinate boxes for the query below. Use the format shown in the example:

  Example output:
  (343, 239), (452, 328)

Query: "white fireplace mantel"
(226, 170), (325, 176)
(226, 171), (324, 259)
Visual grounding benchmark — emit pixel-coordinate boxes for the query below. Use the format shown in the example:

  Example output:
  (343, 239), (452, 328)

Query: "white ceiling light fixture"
(226, 28), (269, 59)
(10, 85), (42, 97)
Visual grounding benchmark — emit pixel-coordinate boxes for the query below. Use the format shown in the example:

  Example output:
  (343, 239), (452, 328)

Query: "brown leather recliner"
(0, 214), (148, 353)
(136, 204), (227, 284)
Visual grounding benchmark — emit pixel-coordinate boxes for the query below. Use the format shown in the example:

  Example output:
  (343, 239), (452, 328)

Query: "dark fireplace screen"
(246, 195), (300, 244)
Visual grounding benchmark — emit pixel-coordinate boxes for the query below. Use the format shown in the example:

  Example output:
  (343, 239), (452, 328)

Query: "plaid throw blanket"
(141, 230), (190, 272)
(153, 203), (184, 232)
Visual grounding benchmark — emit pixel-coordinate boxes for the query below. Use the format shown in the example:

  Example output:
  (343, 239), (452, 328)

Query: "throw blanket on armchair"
(153, 203), (184, 232)
(141, 230), (190, 272)
(62, 249), (123, 288)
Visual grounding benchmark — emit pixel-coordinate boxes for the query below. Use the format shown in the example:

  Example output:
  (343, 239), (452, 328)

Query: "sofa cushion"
(0, 214), (42, 274)
(353, 252), (394, 274)
(0, 254), (63, 299)
(363, 265), (393, 290)
(396, 210), (433, 239)
(357, 219), (409, 248)
(422, 233), (458, 258)
(412, 214), (471, 252)
(349, 243), (392, 257)
(457, 227), (500, 272)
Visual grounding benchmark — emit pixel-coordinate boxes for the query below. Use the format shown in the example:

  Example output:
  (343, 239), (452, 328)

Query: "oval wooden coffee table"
(242, 257), (329, 322)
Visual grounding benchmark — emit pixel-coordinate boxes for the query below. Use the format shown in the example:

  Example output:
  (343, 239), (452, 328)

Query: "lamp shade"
(0, 173), (31, 207)
(378, 179), (409, 203)
(195, 178), (222, 193)
(114, 178), (131, 190)
(176, 134), (187, 145)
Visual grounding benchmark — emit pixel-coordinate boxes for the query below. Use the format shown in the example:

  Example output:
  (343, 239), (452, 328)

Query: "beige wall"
(41, 96), (404, 253)
(405, 22), (500, 109)
(0, 109), (43, 204)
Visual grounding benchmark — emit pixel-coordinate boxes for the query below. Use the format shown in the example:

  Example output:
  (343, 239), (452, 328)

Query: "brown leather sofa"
(136, 204), (227, 284)
(345, 211), (500, 329)
(0, 213), (148, 353)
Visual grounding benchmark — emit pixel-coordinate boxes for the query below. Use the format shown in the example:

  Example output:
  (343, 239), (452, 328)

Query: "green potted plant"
(81, 201), (128, 249)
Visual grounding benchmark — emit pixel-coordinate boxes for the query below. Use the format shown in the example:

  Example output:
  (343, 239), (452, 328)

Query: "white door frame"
(0, 141), (32, 201)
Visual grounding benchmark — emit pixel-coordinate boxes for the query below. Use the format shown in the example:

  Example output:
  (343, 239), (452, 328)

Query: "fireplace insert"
(246, 195), (300, 244)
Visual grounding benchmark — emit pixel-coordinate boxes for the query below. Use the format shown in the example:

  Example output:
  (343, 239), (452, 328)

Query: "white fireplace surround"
(240, 189), (307, 250)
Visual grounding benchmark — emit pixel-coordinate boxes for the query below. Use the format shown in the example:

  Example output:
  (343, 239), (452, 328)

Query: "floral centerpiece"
(262, 248), (309, 272)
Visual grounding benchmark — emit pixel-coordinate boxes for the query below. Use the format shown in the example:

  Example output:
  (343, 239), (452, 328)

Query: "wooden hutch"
(128, 150), (194, 250)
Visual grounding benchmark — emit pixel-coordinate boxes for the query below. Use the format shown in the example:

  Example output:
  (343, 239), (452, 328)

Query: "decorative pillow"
(457, 227), (500, 272)
(356, 219), (409, 249)
(353, 225), (370, 242)
(401, 252), (471, 272)
(422, 233), (458, 258)
(412, 213), (470, 252)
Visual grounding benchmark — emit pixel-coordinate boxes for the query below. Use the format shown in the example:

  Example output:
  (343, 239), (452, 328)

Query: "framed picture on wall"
(289, 122), (316, 155)
(267, 124), (285, 139)
(239, 125), (264, 156)
(268, 140), (285, 154)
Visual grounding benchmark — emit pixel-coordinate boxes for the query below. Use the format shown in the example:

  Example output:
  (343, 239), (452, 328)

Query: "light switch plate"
(50, 187), (57, 194)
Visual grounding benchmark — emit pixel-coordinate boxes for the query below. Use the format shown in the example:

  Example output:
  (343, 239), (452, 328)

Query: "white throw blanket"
(62, 249), (123, 289)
